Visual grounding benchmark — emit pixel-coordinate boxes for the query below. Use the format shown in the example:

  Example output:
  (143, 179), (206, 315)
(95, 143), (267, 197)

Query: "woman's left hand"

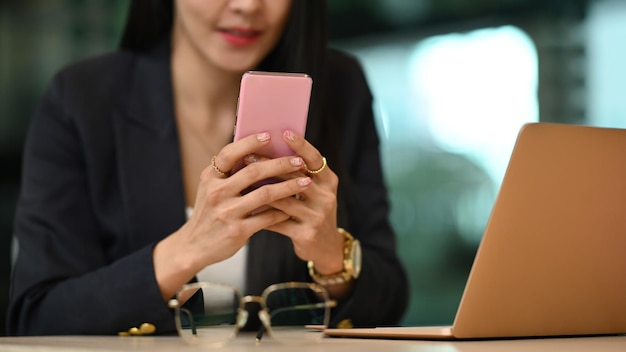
(254, 130), (345, 276)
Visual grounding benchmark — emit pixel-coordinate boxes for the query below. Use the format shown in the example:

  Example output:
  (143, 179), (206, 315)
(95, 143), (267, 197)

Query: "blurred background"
(2, 0), (626, 335)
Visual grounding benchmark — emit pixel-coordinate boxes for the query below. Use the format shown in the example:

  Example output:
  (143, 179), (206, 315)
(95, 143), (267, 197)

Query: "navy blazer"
(7, 42), (408, 335)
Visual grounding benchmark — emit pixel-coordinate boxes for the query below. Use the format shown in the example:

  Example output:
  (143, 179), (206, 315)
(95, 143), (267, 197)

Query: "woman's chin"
(210, 50), (267, 75)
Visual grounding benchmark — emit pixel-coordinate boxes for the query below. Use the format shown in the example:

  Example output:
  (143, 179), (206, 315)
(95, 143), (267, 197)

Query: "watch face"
(351, 240), (362, 278)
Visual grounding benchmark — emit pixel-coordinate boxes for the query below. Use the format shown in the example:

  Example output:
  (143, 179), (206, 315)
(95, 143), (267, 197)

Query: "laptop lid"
(452, 122), (626, 338)
(326, 122), (626, 340)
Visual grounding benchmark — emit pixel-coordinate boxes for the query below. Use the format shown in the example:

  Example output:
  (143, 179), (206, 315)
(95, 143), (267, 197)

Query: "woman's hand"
(260, 130), (346, 278)
(153, 132), (313, 300)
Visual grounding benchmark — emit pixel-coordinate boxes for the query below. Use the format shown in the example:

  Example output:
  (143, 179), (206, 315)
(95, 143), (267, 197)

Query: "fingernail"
(297, 177), (312, 187)
(257, 132), (270, 142)
(283, 130), (296, 142)
(290, 157), (303, 166)
(244, 154), (257, 164)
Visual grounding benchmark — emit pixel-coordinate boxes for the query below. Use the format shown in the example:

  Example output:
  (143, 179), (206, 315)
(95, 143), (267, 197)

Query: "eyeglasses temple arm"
(179, 307), (198, 336)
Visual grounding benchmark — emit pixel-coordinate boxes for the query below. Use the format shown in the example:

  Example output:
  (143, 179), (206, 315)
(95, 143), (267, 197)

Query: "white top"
(186, 207), (248, 292)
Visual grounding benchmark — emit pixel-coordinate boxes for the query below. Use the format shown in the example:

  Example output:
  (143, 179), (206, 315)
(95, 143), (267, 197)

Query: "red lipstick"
(220, 27), (261, 47)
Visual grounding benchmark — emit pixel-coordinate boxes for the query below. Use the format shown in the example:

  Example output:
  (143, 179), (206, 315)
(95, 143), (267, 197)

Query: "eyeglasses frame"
(168, 281), (337, 344)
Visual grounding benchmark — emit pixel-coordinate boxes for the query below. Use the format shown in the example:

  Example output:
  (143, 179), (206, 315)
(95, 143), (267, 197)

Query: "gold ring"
(211, 155), (228, 177)
(303, 156), (327, 175)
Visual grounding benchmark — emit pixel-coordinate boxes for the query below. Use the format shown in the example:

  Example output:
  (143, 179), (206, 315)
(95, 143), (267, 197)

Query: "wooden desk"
(1, 334), (625, 351)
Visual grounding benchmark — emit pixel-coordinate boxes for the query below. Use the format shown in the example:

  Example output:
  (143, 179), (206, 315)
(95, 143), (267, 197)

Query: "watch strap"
(308, 228), (358, 286)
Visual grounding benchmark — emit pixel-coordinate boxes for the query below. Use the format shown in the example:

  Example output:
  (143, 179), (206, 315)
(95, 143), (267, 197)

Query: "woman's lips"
(219, 28), (262, 47)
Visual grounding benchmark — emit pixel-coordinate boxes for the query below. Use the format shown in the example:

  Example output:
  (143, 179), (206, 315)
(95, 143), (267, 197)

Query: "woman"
(7, 0), (408, 335)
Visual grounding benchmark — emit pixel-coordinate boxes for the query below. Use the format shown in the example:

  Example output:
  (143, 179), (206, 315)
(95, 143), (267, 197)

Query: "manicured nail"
(244, 154), (257, 164)
(290, 157), (303, 166)
(297, 177), (312, 187)
(257, 132), (270, 142)
(283, 130), (296, 142)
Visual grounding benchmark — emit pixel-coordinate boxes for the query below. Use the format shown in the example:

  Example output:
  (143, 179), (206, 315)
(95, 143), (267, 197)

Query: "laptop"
(325, 122), (626, 340)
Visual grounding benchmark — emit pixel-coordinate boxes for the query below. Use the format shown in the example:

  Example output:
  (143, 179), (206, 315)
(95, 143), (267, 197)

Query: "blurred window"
(587, 0), (626, 128)
(335, 25), (539, 325)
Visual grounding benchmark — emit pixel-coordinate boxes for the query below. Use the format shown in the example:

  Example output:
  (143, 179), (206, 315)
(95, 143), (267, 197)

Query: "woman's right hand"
(152, 132), (312, 300)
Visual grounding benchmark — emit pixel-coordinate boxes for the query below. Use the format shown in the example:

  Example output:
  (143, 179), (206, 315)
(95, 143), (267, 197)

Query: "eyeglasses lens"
(264, 286), (329, 342)
(176, 285), (240, 344)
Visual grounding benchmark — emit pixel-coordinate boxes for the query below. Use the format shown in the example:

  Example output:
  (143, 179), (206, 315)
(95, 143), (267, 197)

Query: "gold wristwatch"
(308, 228), (362, 285)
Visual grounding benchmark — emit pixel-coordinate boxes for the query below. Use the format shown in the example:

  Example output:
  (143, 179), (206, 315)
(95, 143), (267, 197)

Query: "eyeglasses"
(168, 281), (337, 346)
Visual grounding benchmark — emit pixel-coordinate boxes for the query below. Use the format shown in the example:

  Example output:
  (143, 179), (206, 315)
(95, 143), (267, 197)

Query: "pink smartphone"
(232, 71), (312, 189)
(233, 71), (312, 157)
(235, 71), (313, 158)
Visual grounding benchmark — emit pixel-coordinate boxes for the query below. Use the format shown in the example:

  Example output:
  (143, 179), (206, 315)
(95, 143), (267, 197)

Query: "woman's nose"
(228, 0), (262, 15)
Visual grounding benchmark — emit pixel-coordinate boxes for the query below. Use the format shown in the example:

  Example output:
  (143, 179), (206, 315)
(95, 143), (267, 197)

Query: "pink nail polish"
(290, 157), (303, 166)
(297, 177), (312, 187)
(257, 132), (270, 142)
(284, 130), (296, 142)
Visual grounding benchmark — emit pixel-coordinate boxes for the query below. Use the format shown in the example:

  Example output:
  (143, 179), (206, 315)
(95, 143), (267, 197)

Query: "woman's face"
(173, 0), (292, 74)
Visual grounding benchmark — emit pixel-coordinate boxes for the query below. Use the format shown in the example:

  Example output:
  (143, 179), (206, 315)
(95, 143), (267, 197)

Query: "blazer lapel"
(113, 43), (186, 248)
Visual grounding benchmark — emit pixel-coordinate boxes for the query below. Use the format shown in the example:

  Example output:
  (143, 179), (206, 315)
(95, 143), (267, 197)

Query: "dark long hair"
(119, 0), (328, 144)
(119, 0), (349, 231)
